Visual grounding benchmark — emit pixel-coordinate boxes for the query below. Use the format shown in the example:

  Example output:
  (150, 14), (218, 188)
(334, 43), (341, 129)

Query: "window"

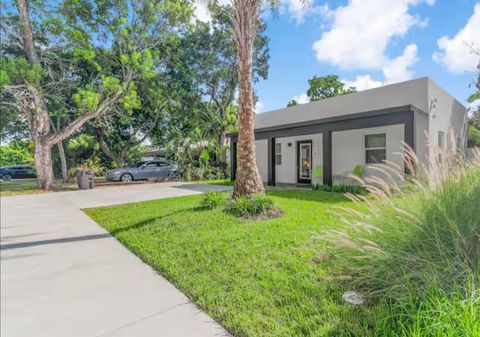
(365, 133), (386, 164)
(438, 131), (445, 149)
(275, 143), (282, 165)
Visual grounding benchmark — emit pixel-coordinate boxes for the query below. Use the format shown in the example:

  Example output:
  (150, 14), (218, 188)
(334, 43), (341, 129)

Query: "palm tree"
(230, 0), (265, 197)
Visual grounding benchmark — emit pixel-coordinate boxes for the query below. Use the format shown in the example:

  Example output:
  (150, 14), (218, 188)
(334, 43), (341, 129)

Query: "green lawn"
(85, 190), (376, 337)
(0, 179), (79, 196)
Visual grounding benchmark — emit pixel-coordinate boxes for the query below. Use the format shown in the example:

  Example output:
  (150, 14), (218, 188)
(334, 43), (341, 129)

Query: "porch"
(229, 105), (418, 186)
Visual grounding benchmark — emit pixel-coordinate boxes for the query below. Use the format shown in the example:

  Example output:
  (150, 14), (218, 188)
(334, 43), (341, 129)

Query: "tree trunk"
(34, 140), (55, 190)
(232, 0), (264, 197)
(57, 140), (68, 182)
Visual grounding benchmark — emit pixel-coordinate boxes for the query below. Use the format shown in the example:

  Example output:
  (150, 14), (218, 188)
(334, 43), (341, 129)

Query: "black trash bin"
(76, 170), (95, 190)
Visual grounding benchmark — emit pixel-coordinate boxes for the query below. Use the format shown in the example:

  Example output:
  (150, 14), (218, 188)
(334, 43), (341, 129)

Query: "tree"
(467, 45), (479, 147)
(1, 0), (190, 189)
(287, 99), (298, 107)
(307, 75), (356, 101)
(93, 79), (167, 168)
(185, 5), (269, 166)
(229, 0), (269, 197)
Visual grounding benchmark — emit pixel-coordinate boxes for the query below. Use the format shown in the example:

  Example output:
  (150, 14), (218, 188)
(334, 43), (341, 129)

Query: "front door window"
(299, 143), (311, 180)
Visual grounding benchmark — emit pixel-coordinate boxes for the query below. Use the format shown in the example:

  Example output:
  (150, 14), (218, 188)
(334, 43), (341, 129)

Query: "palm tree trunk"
(232, 0), (264, 197)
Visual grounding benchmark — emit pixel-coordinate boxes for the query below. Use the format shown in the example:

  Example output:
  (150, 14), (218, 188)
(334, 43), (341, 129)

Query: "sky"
(195, 0), (480, 114)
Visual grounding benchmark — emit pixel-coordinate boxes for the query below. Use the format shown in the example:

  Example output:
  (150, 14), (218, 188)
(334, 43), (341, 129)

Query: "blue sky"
(250, 0), (479, 113)
(195, 0), (479, 113)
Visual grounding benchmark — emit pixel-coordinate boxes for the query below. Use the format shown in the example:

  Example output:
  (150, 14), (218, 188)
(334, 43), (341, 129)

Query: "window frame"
(364, 133), (387, 164)
(275, 142), (282, 166)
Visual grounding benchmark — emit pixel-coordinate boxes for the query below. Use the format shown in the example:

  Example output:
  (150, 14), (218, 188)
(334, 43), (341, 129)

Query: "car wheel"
(2, 174), (12, 181)
(120, 173), (133, 183)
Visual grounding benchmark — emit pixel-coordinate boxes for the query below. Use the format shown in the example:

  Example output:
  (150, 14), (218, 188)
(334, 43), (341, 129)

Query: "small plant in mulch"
(201, 190), (227, 209)
(224, 194), (283, 220)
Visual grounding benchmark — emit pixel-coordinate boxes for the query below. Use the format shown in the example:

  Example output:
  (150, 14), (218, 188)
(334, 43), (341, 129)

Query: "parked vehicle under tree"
(105, 160), (178, 183)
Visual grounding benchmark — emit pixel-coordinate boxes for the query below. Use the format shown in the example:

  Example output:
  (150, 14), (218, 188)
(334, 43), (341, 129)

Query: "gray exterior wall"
(427, 78), (468, 152)
(255, 77), (430, 129)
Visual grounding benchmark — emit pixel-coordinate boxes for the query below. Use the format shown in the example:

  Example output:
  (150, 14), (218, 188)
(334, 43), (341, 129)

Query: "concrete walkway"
(1, 182), (231, 337)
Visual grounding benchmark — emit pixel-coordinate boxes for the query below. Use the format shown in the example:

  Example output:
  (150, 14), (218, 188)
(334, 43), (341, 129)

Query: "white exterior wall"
(275, 133), (323, 184)
(427, 79), (468, 151)
(255, 139), (268, 183)
(332, 125), (405, 182)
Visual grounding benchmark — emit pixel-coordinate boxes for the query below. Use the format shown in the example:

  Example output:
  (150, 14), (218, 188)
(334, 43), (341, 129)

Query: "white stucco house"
(228, 77), (468, 186)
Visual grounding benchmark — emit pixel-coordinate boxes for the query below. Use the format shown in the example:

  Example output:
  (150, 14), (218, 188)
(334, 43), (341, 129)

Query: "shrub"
(0, 140), (34, 166)
(225, 194), (279, 219)
(312, 183), (366, 194)
(201, 190), (226, 209)
(320, 144), (480, 336)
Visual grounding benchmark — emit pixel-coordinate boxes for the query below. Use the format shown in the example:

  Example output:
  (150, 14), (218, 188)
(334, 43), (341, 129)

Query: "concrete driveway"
(1, 182), (231, 337)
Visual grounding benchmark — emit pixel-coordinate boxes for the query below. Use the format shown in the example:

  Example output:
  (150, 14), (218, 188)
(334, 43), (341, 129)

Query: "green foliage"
(312, 183), (366, 194)
(286, 99), (298, 107)
(307, 74), (356, 101)
(0, 140), (34, 166)
(322, 155), (480, 336)
(225, 194), (277, 218)
(68, 134), (99, 153)
(72, 88), (102, 112)
(201, 190), (227, 209)
(122, 83), (141, 112)
(0, 57), (44, 85)
(375, 286), (480, 337)
(467, 123), (480, 147)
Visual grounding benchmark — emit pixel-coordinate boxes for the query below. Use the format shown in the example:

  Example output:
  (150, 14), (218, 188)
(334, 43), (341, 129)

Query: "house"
(228, 77), (468, 186)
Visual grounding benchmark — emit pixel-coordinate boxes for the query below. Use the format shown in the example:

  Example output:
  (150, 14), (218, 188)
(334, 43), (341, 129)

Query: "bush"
(0, 140), (34, 166)
(320, 145), (480, 336)
(312, 183), (366, 194)
(225, 194), (279, 219)
(201, 190), (226, 209)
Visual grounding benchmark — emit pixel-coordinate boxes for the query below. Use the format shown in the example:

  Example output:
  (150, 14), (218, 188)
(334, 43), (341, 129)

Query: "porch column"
(230, 139), (237, 181)
(322, 131), (332, 186)
(267, 137), (276, 186)
(403, 111), (415, 174)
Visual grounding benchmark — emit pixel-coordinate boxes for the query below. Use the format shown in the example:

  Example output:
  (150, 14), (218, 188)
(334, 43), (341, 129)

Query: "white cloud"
(433, 4), (480, 73)
(382, 44), (419, 83)
(193, 2), (211, 23)
(279, 0), (332, 24)
(193, 0), (230, 23)
(343, 75), (383, 91)
(292, 93), (309, 104)
(255, 100), (265, 113)
(468, 99), (480, 115)
(312, 0), (432, 84)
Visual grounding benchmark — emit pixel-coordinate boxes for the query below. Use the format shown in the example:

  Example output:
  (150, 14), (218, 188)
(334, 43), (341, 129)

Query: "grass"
(85, 190), (376, 337)
(197, 179), (234, 186)
(0, 179), (78, 196)
(0, 177), (115, 196)
(85, 161), (480, 337)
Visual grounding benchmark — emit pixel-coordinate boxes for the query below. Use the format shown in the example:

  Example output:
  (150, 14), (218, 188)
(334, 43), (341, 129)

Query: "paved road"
(1, 182), (231, 337)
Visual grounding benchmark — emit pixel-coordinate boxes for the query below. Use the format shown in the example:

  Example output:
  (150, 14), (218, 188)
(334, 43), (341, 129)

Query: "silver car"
(105, 160), (178, 183)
